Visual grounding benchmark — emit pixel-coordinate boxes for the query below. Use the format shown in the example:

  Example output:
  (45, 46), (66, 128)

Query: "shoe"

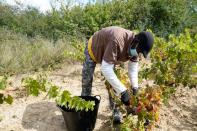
(112, 108), (122, 124)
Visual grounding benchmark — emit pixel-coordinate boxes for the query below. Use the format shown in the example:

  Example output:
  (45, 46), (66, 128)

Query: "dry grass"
(0, 29), (75, 75)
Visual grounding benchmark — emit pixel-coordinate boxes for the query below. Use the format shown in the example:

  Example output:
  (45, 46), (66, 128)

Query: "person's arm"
(101, 60), (127, 95)
(101, 41), (131, 105)
(128, 60), (139, 95)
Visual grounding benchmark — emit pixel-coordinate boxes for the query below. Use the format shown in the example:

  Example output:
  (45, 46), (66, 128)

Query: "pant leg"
(107, 83), (122, 123)
(107, 66), (122, 121)
(109, 88), (120, 112)
(81, 43), (96, 96)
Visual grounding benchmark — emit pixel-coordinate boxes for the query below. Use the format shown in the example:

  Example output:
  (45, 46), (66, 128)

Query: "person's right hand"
(120, 90), (131, 106)
(132, 87), (138, 95)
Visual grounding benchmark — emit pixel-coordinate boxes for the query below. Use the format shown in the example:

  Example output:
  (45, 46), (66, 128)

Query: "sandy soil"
(0, 62), (196, 131)
(155, 86), (197, 131)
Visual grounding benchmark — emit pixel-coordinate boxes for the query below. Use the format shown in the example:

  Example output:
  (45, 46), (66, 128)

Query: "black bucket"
(57, 95), (101, 131)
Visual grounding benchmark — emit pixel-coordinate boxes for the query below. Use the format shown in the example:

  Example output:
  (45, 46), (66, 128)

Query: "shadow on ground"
(96, 114), (122, 131)
(22, 102), (67, 131)
(96, 121), (121, 131)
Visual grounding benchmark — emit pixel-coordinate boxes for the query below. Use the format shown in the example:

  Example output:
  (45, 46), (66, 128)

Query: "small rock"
(12, 115), (17, 118)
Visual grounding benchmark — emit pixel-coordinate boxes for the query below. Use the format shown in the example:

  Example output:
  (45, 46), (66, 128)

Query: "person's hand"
(121, 90), (131, 106)
(132, 87), (138, 95)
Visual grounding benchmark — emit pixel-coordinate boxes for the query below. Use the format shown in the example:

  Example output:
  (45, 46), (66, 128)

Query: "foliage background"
(0, 0), (196, 40)
(0, 0), (196, 75)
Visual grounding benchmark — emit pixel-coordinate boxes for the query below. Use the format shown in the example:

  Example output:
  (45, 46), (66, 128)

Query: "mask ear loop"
(131, 38), (139, 49)
(128, 36), (140, 58)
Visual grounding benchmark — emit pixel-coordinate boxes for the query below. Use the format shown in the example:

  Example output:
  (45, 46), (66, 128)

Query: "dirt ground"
(0, 62), (196, 131)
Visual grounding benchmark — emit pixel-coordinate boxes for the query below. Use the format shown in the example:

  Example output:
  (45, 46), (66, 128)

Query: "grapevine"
(0, 76), (13, 104)
(140, 29), (197, 88)
(22, 74), (95, 112)
(64, 38), (85, 62)
(105, 67), (163, 131)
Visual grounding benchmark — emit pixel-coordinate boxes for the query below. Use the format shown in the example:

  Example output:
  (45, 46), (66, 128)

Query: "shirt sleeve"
(101, 60), (127, 95)
(128, 60), (138, 88)
(103, 41), (118, 64)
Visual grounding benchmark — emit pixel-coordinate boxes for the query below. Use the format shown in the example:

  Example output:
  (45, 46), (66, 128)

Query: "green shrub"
(140, 29), (197, 88)
(0, 0), (195, 39)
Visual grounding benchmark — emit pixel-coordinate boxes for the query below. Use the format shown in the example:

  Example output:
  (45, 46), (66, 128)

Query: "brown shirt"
(91, 26), (135, 64)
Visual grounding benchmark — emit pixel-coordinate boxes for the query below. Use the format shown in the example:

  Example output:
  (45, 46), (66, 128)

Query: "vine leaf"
(23, 76), (95, 112)
(48, 85), (59, 99)
(4, 95), (13, 104)
(0, 76), (7, 90)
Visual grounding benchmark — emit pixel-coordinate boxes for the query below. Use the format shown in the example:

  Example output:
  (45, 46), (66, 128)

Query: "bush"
(140, 29), (197, 88)
(0, 0), (195, 39)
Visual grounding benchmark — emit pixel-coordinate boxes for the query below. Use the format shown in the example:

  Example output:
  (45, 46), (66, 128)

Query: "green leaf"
(22, 76), (95, 111)
(48, 85), (59, 99)
(4, 95), (13, 104)
(0, 77), (7, 90)
(0, 94), (4, 104)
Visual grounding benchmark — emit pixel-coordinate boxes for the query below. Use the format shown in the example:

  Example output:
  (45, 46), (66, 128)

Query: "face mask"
(129, 48), (138, 57)
(129, 38), (139, 57)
